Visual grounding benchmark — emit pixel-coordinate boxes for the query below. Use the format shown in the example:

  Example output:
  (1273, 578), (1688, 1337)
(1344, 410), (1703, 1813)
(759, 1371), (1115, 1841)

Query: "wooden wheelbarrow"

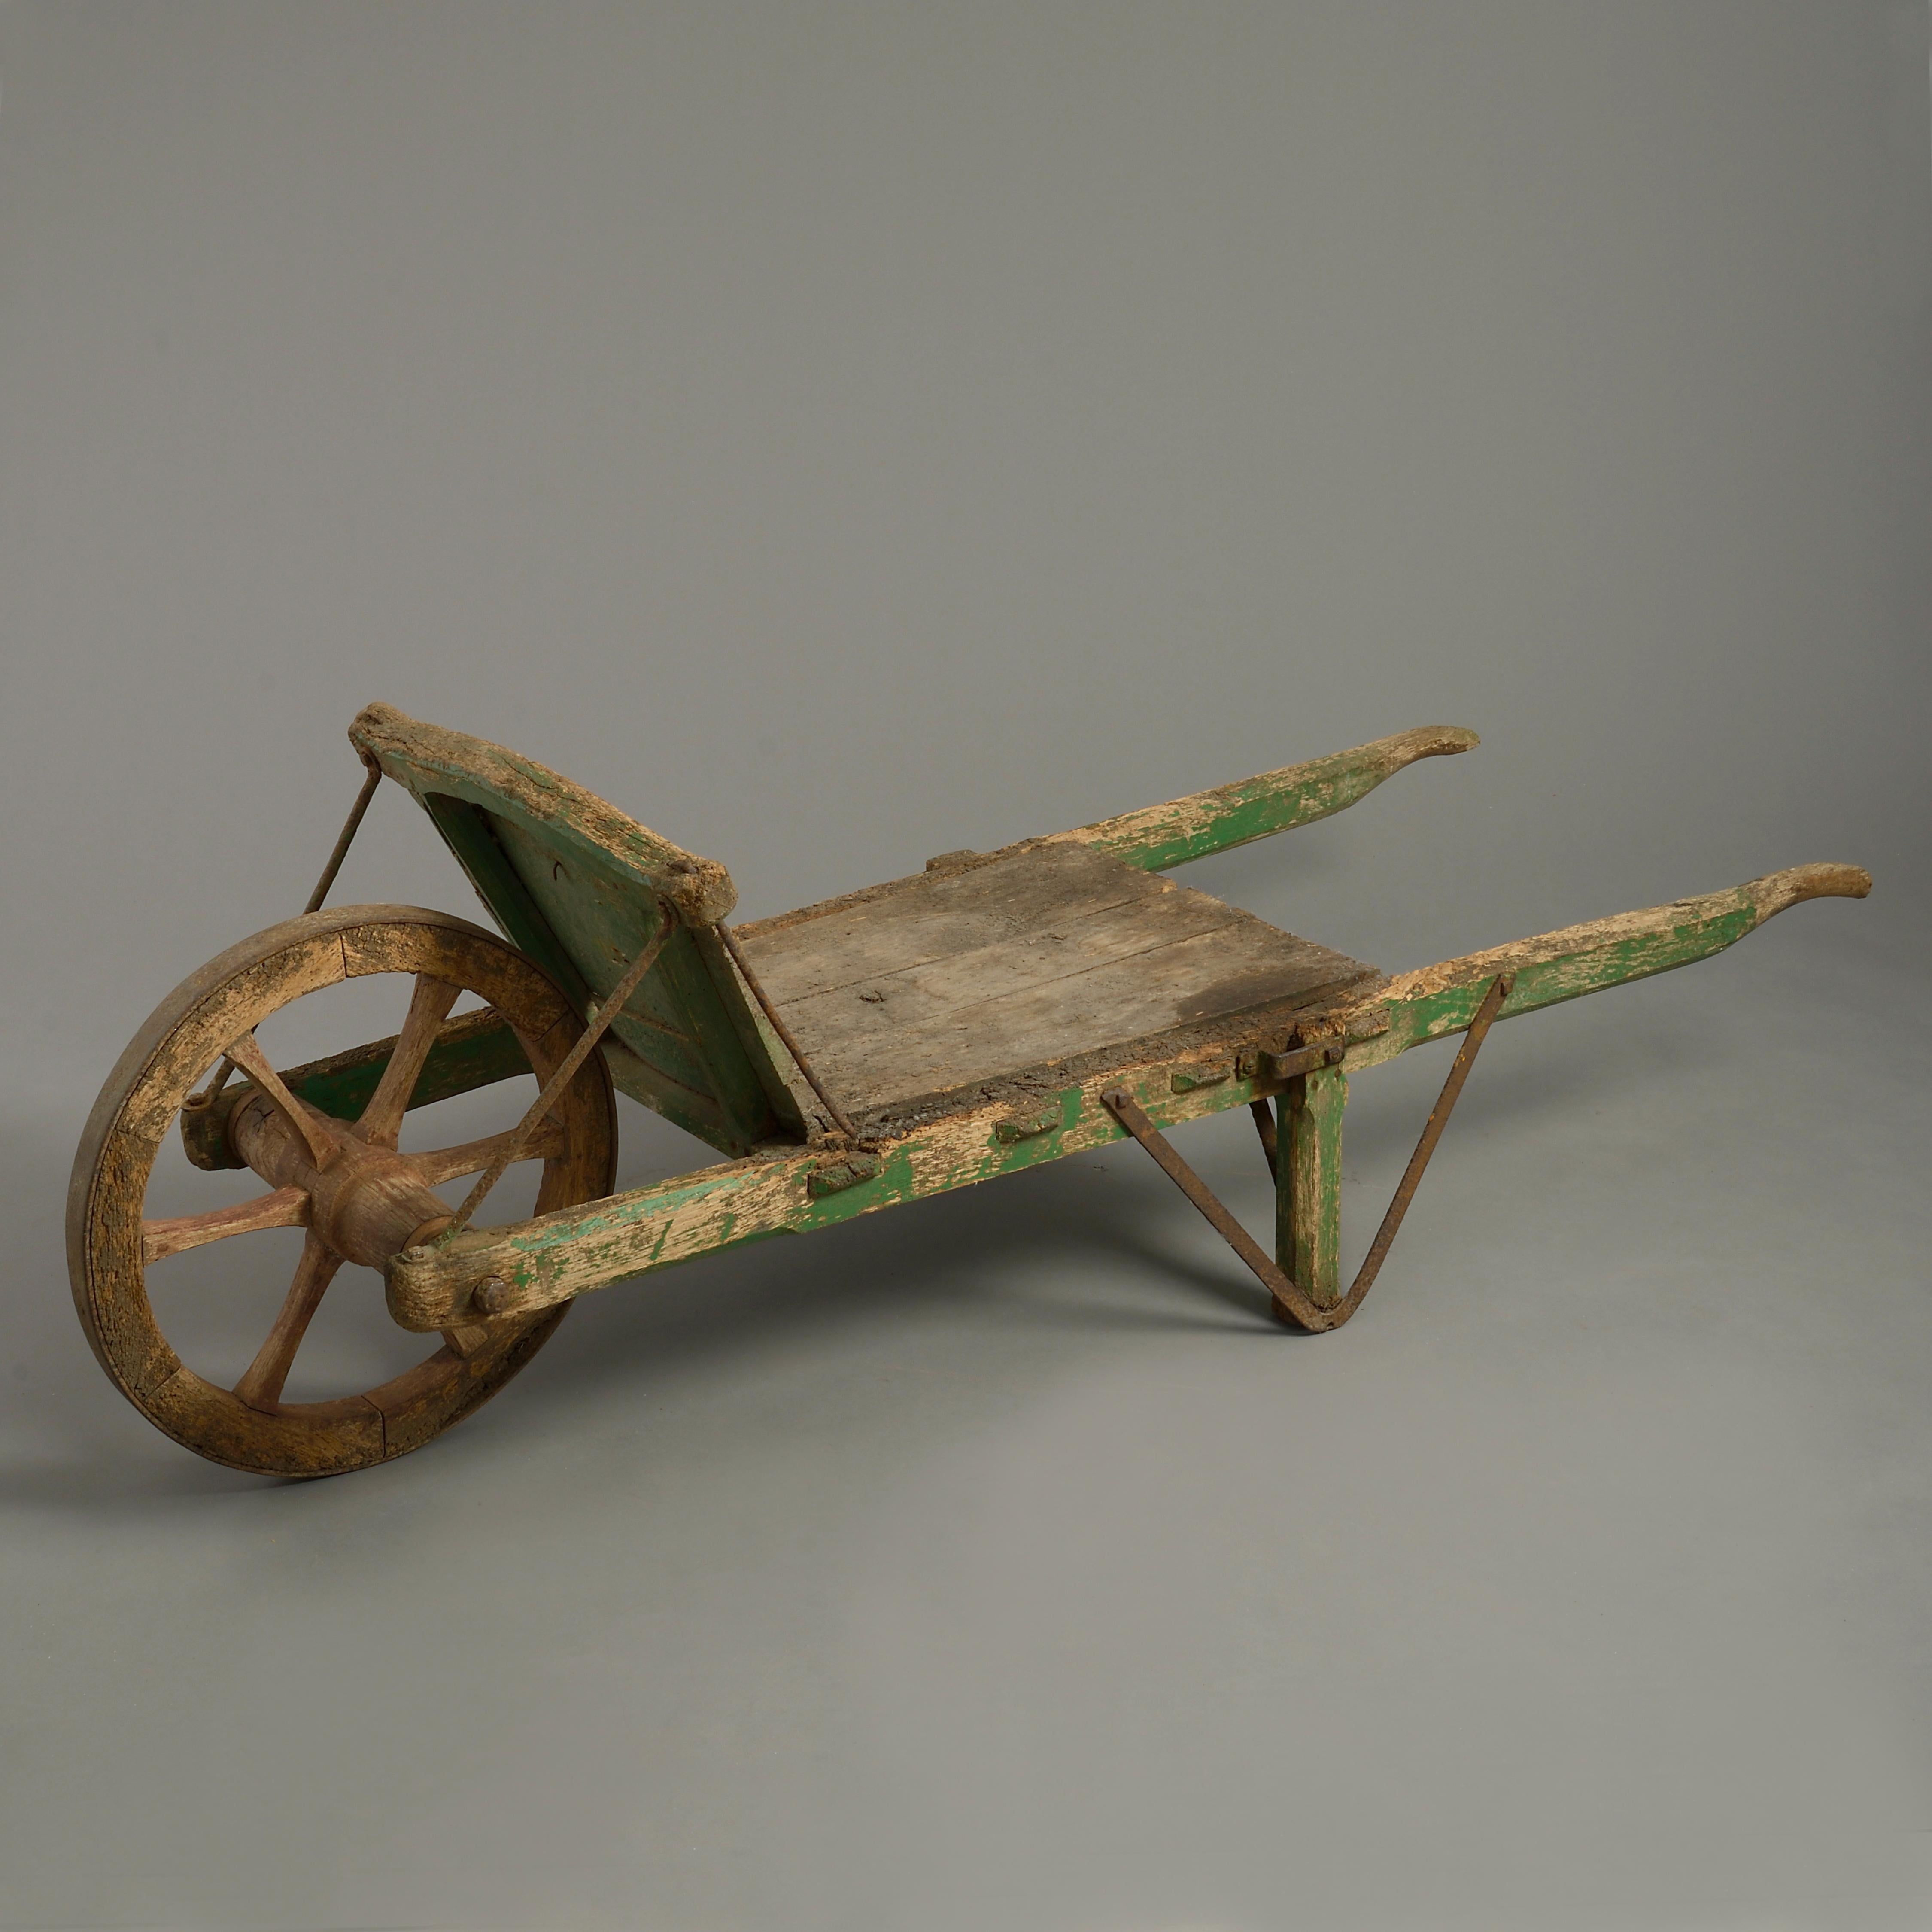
(70, 705), (1871, 1476)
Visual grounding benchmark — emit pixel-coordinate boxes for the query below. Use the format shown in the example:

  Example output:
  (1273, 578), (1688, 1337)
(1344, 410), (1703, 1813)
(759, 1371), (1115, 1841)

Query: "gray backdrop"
(3, 4), (1928, 1928)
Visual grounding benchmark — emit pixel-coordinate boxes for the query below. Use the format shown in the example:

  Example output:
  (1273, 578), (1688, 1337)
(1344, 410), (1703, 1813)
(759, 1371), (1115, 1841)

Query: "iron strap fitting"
(304, 750), (386, 917)
(196, 749), (388, 1109)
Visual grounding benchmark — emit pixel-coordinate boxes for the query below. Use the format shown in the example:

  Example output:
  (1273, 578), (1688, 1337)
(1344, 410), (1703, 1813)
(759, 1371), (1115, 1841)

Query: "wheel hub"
(228, 1090), (450, 1269)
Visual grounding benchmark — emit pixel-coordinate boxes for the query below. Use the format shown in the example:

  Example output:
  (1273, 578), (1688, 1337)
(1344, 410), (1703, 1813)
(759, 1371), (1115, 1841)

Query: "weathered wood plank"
(350, 701), (736, 925)
(771, 888), (1220, 1029)
(739, 841), (1375, 1115)
(738, 843), (1156, 996)
(1041, 725), (1480, 872)
(787, 918), (1371, 1112)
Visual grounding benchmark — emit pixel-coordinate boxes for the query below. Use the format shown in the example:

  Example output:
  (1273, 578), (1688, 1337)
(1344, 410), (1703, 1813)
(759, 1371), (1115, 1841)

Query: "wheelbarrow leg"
(1114, 860), (1873, 1330)
(1104, 976), (1514, 1331)
(1279, 1066), (1346, 1311)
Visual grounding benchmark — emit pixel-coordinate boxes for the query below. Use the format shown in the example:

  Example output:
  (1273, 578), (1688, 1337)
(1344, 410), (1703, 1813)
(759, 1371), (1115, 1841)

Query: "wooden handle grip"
(1750, 862), (1873, 915)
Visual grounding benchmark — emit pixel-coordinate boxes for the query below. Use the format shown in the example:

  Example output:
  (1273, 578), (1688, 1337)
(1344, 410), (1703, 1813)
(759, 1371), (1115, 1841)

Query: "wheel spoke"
(411, 1118), (566, 1188)
(358, 975), (463, 1148)
(441, 1320), (498, 1358)
(226, 1032), (339, 1169)
(232, 1230), (343, 1411)
(143, 1186), (309, 1265)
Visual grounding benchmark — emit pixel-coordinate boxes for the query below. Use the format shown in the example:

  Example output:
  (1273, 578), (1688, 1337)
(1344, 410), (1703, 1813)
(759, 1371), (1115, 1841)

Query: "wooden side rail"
(1041, 725), (1480, 872)
(385, 862), (1869, 1333)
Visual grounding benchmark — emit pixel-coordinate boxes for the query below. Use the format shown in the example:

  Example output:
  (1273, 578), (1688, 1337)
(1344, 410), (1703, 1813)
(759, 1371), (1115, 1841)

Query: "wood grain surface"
(736, 841), (1376, 1114)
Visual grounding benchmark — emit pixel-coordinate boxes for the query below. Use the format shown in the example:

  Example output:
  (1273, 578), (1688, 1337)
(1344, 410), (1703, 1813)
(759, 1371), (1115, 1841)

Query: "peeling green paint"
(1063, 726), (1480, 872)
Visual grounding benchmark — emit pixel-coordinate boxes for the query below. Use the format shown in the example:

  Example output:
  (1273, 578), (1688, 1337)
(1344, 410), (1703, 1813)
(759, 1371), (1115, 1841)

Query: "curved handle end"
(1753, 863), (1873, 920)
(1395, 725), (1480, 761)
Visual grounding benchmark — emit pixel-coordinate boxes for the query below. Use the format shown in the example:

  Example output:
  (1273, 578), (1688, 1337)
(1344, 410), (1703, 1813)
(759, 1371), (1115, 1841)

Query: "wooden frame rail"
(383, 862), (1868, 1333)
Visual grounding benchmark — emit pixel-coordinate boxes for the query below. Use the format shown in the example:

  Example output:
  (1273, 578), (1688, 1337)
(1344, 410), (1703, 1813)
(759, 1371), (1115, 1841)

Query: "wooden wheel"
(68, 905), (617, 1476)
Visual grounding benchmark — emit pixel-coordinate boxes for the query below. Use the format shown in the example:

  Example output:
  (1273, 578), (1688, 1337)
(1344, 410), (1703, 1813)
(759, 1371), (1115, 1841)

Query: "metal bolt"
(473, 1276), (510, 1315)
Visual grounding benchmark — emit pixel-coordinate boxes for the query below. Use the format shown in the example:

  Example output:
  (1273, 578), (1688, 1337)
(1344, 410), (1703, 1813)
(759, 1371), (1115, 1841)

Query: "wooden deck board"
(736, 844), (1375, 1113)
(739, 844), (1153, 999)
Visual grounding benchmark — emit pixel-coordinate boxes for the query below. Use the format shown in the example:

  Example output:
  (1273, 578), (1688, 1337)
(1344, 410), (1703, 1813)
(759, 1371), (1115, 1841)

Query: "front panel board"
(350, 705), (804, 1157)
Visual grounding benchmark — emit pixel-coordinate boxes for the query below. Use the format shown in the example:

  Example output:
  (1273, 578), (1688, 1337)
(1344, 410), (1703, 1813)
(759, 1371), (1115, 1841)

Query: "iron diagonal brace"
(1101, 972), (1515, 1333)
